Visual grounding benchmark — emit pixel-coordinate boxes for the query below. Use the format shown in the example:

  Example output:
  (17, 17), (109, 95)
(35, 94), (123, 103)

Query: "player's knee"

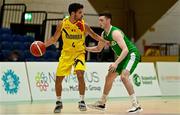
(122, 70), (130, 77)
(56, 76), (64, 83)
(120, 75), (126, 81)
(77, 77), (85, 85)
(76, 71), (85, 81)
(77, 76), (85, 82)
(106, 72), (116, 82)
(76, 70), (84, 76)
(121, 70), (130, 81)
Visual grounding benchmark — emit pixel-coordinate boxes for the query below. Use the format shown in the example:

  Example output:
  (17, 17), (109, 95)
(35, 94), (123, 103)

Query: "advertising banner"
(156, 62), (180, 96)
(0, 62), (31, 102)
(26, 62), (161, 100)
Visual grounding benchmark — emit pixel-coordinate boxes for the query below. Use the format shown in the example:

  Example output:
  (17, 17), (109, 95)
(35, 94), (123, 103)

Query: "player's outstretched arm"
(86, 41), (105, 53)
(85, 23), (106, 43)
(44, 21), (63, 47)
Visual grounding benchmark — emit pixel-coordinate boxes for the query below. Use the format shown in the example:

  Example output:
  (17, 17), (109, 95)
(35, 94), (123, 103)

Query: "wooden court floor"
(0, 97), (180, 115)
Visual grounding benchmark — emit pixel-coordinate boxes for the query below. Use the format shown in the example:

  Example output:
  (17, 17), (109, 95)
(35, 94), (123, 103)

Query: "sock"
(100, 94), (107, 104)
(57, 96), (61, 102)
(130, 94), (138, 106)
(80, 95), (84, 101)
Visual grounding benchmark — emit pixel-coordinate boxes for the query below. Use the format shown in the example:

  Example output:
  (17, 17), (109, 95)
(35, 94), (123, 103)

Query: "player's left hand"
(108, 63), (118, 72)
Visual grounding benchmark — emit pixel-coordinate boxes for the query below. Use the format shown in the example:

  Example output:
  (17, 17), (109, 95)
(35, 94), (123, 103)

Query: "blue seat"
(0, 53), (3, 61)
(46, 58), (57, 61)
(24, 42), (32, 49)
(13, 35), (25, 42)
(24, 35), (35, 42)
(56, 49), (61, 57)
(46, 45), (56, 50)
(25, 58), (36, 61)
(26, 57), (45, 62)
(34, 58), (45, 61)
(0, 34), (13, 42)
(24, 50), (34, 58)
(0, 28), (12, 35)
(16, 50), (25, 61)
(1, 50), (11, 58)
(13, 42), (25, 50)
(1, 41), (13, 50)
(44, 50), (58, 59)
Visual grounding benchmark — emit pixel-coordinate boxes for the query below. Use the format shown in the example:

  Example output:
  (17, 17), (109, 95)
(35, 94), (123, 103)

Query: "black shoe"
(54, 101), (63, 113)
(78, 101), (87, 111)
(127, 105), (143, 113)
(87, 101), (106, 111)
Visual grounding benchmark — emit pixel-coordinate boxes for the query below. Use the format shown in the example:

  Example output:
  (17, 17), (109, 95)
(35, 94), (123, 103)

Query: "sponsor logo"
(1, 69), (20, 94)
(133, 74), (141, 87)
(132, 73), (157, 86)
(111, 41), (117, 46)
(34, 71), (101, 92)
(35, 72), (49, 92)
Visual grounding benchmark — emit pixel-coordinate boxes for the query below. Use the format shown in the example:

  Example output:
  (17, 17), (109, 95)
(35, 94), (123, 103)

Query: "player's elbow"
(124, 48), (129, 55)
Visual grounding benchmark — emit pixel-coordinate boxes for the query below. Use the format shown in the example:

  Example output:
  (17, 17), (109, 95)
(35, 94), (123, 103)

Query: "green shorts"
(116, 52), (140, 75)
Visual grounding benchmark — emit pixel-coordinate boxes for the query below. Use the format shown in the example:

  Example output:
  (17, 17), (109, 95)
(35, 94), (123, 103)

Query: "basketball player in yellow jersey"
(44, 3), (105, 113)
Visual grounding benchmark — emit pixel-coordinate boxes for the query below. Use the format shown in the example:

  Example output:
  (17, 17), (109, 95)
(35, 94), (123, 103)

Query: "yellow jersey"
(61, 17), (86, 53)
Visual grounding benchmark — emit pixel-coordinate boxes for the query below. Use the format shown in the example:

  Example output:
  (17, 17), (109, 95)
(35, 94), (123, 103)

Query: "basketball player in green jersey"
(86, 12), (143, 113)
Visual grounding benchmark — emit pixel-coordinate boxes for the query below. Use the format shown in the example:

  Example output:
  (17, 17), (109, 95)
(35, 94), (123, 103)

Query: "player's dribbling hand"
(85, 47), (90, 51)
(108, 63), (117, 72)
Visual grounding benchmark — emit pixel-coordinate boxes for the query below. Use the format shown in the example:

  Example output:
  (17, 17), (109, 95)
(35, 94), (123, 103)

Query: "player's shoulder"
(111, 26), (122, 32)
(111, 29), (124, 39)
(60, 17), (69, 25)
(81, 19), (85, 23)
(55, 20), (64, 31)
(63, 16), (69, 21)
(111, 26), (120, 31)
(59, 17), (69, 27)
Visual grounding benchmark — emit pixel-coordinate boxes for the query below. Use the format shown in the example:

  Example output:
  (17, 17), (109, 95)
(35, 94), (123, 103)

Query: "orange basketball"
(30, 41), (46, 57)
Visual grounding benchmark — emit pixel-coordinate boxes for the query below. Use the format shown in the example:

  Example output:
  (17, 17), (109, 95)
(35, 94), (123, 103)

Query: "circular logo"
(133, 74), (141, 87)
(111, 41), (117, 46)
(1, 69), (20, 94)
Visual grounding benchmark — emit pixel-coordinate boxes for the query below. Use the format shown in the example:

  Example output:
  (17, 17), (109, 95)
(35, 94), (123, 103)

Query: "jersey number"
(72, 42), (75, 47)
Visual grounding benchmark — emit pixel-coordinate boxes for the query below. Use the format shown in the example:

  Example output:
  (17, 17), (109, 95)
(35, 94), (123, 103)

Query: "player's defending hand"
(108, 63), (118, 72)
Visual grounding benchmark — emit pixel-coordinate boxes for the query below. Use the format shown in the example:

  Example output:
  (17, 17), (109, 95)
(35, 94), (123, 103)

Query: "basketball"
(30, 41), (46, 57)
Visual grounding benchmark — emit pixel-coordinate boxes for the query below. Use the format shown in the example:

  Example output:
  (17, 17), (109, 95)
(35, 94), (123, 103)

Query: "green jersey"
(103, 26), (139, 56)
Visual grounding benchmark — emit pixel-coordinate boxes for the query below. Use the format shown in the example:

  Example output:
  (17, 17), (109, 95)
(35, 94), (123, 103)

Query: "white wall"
(4, 0), (99, 26)
(136, 1), (180, 54)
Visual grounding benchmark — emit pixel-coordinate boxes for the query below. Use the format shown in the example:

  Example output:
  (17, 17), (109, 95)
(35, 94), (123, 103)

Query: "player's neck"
(105, 24), (112, 34)
(69, 17), (77, 24)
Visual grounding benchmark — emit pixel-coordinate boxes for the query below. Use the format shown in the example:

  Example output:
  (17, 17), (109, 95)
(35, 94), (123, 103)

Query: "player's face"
(74, 8), (84, 21)
(98, 16), (107, 29)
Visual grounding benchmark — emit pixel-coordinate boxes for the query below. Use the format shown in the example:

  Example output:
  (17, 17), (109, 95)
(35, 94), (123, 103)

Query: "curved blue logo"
(1, 69), (20, 94)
